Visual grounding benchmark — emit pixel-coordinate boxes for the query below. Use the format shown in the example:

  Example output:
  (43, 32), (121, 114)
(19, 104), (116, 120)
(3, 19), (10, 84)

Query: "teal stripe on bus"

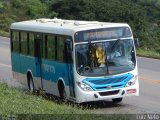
(11, 52), (72, 86)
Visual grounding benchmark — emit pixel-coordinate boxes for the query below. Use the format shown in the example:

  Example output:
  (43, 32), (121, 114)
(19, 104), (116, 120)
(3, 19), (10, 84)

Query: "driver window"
(76, 45), (88, 67)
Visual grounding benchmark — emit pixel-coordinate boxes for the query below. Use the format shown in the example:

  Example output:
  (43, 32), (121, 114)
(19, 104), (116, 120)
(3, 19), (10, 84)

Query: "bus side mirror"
(134, 38), (140, 48)
(65, 39), (73, 63)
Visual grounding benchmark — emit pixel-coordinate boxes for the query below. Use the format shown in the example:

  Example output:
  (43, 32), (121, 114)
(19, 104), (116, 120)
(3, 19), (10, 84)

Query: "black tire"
(62, 87), (67, 103)
(58, 82), (67, 103)
(28, 75), (34, 93)
(112, 98), (123, 103)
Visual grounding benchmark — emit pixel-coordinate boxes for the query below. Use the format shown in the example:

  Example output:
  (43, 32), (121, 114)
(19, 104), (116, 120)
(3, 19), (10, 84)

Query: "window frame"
(11, 30), (20, 53)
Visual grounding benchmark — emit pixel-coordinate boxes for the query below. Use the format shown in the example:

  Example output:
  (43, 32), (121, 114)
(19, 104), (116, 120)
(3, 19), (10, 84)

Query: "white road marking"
(0, 63), (11, 68)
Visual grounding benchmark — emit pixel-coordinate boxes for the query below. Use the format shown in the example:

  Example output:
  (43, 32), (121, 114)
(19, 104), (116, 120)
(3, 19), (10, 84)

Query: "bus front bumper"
(75, 82), (139, 103)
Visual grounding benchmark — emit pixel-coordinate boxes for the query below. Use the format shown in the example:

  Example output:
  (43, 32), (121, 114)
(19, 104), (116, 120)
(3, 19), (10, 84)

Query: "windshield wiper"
(88, 41), (97, 50)
(111, 39), (121, 52)
(107, 39), (121, 75)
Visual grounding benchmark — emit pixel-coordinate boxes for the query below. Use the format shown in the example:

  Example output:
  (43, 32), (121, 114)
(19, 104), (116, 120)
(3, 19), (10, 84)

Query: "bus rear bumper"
(75, 85), (139, 103)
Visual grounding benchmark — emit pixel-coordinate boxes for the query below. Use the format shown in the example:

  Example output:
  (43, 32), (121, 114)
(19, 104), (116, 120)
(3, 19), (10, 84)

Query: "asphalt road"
(0, 36), (25, 88)
(0, 36), (160, 114)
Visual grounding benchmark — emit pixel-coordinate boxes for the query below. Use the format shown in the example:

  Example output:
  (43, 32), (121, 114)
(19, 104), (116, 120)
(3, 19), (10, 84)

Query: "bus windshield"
(75, 39), (136, 76)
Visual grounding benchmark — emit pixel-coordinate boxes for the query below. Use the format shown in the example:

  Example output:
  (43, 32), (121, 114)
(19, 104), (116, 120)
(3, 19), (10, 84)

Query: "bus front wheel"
(27, 74), (35, 93)
(112, 98), (123, 103)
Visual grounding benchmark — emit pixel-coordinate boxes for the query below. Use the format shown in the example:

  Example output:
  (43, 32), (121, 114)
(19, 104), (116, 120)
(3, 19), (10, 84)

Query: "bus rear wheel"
(58, 81), (67, 102)
(112, 98), (123, 103)
(28, 74), (35, 93)
(62, 88), (67, 103)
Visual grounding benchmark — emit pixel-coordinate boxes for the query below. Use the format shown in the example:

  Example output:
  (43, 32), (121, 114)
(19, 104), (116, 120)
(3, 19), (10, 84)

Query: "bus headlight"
(126, 75), (137, 87)
(76, 82), (93, 91)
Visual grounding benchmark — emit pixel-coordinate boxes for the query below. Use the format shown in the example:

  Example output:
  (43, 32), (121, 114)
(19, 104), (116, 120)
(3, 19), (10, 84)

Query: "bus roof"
(10, 18), (130, 36)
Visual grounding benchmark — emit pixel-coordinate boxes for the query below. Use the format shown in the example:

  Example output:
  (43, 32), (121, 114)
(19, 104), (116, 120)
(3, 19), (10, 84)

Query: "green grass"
(0, 31), (10, 37)
(0, 83), (88, 115)
(0, 83), (129, 120)
(136, 48), (160, 59)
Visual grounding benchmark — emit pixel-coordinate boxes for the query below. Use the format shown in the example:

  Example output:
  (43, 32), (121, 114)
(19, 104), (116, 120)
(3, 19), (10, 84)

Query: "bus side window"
(57, 36), (65, 62)
(28, 33), (35, 56)
(42, 35), (47, 58)
(47, 35), (55, 60)
(21, 32), (28, 54)
(12, 31), (19, 52)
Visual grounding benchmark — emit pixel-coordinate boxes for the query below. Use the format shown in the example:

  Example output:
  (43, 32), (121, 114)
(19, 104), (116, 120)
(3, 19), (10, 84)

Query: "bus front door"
(65, 39), (75, 98)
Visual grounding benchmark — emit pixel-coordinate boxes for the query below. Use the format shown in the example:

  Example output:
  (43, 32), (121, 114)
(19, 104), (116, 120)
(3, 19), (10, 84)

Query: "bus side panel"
(11, 52), (21, 82)
(19, 55), (41, 88)
(11, 52), (21, 73)
(11, 53), (42, 88)
(41, 60), (71, 97)
(19, 55), (36, 75)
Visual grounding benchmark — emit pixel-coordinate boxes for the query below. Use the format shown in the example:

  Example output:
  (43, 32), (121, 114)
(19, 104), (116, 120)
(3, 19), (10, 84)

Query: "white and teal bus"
(10, 18), (139, 103)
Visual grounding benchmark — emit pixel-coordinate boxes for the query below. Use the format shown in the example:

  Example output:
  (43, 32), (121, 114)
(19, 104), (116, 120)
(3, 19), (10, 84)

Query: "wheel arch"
(57, 77), (66, 97)
(27, 69), (34, 84)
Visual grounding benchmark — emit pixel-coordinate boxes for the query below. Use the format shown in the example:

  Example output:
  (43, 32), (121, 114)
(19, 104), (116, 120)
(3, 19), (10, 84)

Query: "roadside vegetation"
(0, 30), (10, 37)
(0, 0), (160, 59)
(0, 83), (129, 119)
(0, 83), (87, 115)
(137, 49), (160, 59)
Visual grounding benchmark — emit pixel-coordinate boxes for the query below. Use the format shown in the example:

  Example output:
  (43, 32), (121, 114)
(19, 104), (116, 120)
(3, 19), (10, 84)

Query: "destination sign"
(74, 27), (132, 42)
